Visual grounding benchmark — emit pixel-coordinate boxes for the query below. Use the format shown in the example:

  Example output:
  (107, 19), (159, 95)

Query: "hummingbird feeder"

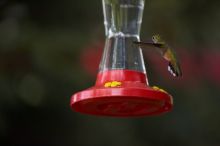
(70, 0), (173, 117)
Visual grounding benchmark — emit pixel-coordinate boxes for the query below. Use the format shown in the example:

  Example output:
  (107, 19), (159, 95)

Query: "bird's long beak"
(133, 41), (163, 48)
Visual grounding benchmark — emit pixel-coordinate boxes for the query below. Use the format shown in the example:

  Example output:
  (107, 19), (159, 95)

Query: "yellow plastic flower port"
(104, 81), (122, 88)
(152, 86), (168, 94)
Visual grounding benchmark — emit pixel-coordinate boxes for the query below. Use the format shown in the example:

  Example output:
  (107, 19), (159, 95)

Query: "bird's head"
(152, 34), (162, 43)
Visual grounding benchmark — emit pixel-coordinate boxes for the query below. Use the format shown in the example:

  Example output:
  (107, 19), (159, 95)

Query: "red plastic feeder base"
(70, 70), (173, 117)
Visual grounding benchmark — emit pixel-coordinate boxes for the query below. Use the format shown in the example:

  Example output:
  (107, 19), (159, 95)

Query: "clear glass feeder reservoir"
(70, 0), (173, 117)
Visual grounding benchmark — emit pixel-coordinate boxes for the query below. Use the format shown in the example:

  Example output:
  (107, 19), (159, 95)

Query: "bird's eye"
(152, 36), (155, 40)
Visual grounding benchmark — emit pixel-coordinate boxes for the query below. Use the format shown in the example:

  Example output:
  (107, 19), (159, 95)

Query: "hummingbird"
(134, 34), (182, 77)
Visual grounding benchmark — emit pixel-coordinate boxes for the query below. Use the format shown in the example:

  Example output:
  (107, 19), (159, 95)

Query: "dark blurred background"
(0, 0), (220, 145)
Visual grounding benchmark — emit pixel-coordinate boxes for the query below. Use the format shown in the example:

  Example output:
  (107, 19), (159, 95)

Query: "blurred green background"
(0, 0), (220, 145)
